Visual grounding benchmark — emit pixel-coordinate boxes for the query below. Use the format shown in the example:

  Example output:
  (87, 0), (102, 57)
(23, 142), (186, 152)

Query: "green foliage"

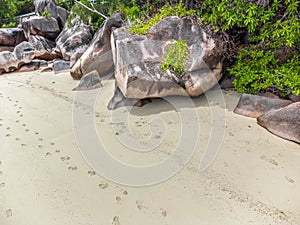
(229, 51), (300, 96)
(161, 40), (189, 77)
(0, 0), (34, 27)
(198, 0), (300, 96)
(2, 21), (17, 28)
(130, 1), (196, 34)
(42, 11), (51, 19)
(117, 0), (140, 21)
(67, 0), (133, 28)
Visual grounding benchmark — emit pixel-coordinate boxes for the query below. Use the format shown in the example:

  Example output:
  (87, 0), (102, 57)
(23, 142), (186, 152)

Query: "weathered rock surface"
(0, 28), (26, 46)
(73, 70), (103, 91)
(112, 16), (222, 99)
(70, 12), (124, 80)
(55, 19), (93, 66)
(257, 102), (300, 144)
(107, 84), (152, 110)
(17, 61), (41, 72)
(22, 16), (61, 40)
(289, 94), (300, 102)
(0, 42), (35, 74)
(34, 0), (68, 28)
(28, 35), (61, 60)
(53, 59), (70, 74)
(234, 93), (292, 118)
(0, 46), (15, 52)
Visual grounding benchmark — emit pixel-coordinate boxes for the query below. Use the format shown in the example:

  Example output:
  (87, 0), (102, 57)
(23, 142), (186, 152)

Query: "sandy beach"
(0, 70), (299, 225)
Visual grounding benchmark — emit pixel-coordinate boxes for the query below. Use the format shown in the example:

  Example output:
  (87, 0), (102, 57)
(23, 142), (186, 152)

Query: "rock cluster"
(0, 0), (93, 74)
(234, 93), (300, 144)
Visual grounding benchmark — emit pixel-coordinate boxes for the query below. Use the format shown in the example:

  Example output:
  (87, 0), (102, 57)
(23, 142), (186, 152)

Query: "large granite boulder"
(29, 35), (60, 60)
(55, 19), (93, 67)
(22, 16), (61, 40)
(112, 16), (222, 99)
(29, 35), (55, 52)
(0, 28), (26, 46)
(53, 59), (70, 74)
(257, 102), (300, 144)
(70, 12), (124, 80)
(234, 93), (292, 118)
(34, 0), (69, 28)
(0, 46), (15, 52)
(0, 42), (35, 74)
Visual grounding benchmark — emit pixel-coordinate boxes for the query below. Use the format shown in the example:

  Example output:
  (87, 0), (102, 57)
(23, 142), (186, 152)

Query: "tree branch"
(74, 0), (107, 19)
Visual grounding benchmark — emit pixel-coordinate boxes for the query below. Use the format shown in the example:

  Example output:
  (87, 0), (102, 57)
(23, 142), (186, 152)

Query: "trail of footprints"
(1, 89), (170, 223)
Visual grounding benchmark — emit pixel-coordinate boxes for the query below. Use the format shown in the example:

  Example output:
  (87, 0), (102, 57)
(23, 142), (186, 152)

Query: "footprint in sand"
(260, 155), (279, 166)
(136, 201), (145, 210)
(98, 182), (109, 189)
(15, 138), (20, 141)
(116, 196), (121, 203)
(285, 176), (295, 183)
(34, 132), (39, 135)
(161, 209), (167, 217)
(0, 171), (3, 176)
(0, 182), (5, 188)
(5, 209), (12, 218)
(88, 171), (96, 176)
(112, 216), (120, 225)
(45, 152), (51, 157)
(61, 156), (70, 162)
(68, 166), (78, 171)
(25, 129), (30, 132)
(49, 142), (55, 146)
(55, 149), (60, 153)
(122, 191), (128, 196)
(38, 138), (43, 141)
(21, 143), (27, 147)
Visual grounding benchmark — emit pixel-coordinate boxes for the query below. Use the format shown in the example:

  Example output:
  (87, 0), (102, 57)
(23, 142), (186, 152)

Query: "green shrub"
(130, 1), (196, 34)
(198, 0), (299, 96)
(229, 51), (300, 96)
(42, 11), (51, 19)
(2, 21), (16, 28)
(161, 40), (189, 77)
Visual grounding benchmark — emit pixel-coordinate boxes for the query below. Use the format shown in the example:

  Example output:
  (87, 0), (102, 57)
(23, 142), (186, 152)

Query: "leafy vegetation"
(161, 40), (189, 77)
(0, 0), (34, 27)
(198, 0), (299, 96)
(129, 2), (195, 34)
(0, 0), (298, 96)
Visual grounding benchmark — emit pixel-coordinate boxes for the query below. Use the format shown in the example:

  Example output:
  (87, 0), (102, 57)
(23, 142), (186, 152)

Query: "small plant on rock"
(161, 39), (189, 78)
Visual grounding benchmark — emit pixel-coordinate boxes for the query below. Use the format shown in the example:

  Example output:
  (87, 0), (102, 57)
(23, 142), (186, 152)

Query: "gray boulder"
(0, 46), (15, 52)
(257, 102), (300, 144)
(22, 16), (61, 40)
(53, 59), (70, 74)
(70, 11), (124, 80)
(73, 70), (103, 91)
(34, 0), (69, 28)
(29, 35), (60, 60)
(0, 28), (26, 46)
(55, 19), (93, 67)
(112, 16), (222, 99)
(234, 93), (292, 118)
(107, 84), (152, 110)
(0, 42), (35, 74)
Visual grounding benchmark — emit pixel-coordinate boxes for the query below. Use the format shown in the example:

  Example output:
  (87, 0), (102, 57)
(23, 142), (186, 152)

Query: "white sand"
(0, 71), (299, 225)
